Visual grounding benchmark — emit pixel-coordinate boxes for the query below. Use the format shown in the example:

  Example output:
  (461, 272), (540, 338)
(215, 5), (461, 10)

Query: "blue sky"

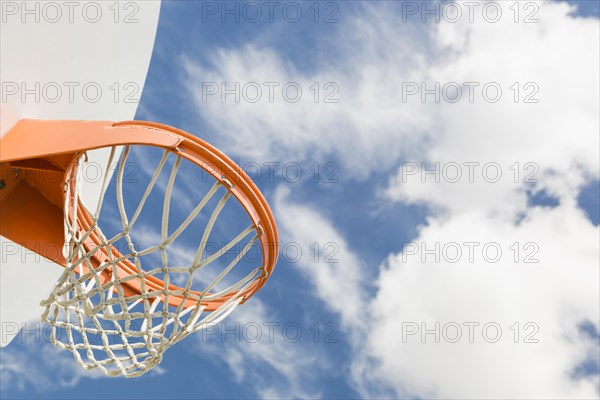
(1, 1), (599, 399)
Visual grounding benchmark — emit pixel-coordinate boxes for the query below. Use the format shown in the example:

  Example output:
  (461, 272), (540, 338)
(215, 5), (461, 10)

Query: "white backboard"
(0, 0), (161, 346)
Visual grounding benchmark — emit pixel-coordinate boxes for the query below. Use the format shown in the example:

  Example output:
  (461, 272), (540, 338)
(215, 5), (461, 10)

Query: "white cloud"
(273, 186), (366, 329)
(0, 340), (105, 393)
(374, 1), (600, 398)
(180, 1), (599, 398)
(272, 186), (394, 397)
(195, 299), (322, 399)
(369, 205), (599, 398)
(385, 0), (599, 217)
(183, 185), (369, 399)
(182, 6), (435, 180)
(0, 328), (166, 394)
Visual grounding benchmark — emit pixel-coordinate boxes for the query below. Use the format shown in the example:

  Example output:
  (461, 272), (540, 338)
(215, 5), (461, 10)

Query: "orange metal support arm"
(0, 120), (182, 266)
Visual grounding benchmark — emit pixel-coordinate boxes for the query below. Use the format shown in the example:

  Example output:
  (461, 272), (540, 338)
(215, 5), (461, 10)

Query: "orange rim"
(67, 121), (279, 311)
(1, 120), (278, 312)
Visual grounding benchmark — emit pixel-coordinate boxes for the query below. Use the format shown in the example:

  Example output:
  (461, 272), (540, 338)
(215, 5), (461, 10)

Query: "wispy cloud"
(273, 186), (365, 331)
(182, 4), (435, 180)
(195, 299), (323, 399)
(0, 340), (104, 393)
(1, 332), (166, 394)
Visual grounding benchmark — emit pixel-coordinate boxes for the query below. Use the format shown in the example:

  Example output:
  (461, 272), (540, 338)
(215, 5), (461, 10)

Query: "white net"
(41, 146), (265, 377)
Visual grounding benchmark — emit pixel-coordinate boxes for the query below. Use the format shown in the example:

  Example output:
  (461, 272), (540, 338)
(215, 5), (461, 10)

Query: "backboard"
(0, 0), (162, 346)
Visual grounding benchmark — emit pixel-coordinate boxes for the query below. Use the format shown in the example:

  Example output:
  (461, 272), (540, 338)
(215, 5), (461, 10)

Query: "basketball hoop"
(0, 120), (278, 377)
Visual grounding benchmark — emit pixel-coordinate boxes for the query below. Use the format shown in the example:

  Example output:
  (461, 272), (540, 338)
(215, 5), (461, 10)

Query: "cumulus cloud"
(370, 205), (599, 398)
(376, 1), (600, 398)
(385, 0), (599, 217)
